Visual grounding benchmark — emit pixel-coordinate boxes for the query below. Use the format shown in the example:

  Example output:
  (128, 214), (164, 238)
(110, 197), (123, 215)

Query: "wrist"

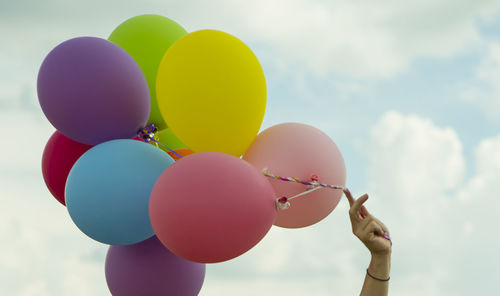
(368, 253), (391, 280)
(371, 252), (391, 261)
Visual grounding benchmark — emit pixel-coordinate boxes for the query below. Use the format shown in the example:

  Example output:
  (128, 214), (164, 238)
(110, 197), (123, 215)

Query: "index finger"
(350, 194), (369, 219)
(344, 188), (355, 206)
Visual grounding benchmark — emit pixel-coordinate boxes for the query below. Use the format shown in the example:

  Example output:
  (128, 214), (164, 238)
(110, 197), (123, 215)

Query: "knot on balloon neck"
(137, 124), (158, 142)
(136, 124), (184, 160)
(307, 174), (320, 189)
(276, 196), (290, 210)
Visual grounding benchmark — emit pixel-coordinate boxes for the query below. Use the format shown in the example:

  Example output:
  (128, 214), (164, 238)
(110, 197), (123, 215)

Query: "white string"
(275, 186), (324, 210)
(287, 185), (323, 201)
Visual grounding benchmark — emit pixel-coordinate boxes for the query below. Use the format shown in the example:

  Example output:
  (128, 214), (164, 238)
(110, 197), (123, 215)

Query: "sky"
(1, 0), (500, 295)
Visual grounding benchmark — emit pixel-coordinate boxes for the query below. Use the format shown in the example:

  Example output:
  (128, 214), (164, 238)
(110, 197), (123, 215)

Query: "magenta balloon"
(105, 236), (205, 296)
(42, 131), (92, 205)
(243, 123), (346, 228)
(149, 152), (276, 263)
(37, 37), (150, 145)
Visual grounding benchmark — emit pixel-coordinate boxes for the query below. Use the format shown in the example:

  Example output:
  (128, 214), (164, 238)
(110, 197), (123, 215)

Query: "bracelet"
(366, 269), (390, 281)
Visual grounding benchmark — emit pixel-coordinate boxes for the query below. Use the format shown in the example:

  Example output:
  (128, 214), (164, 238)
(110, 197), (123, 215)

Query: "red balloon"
(42, 131), (92, 205)
(149, 152), (276, 263)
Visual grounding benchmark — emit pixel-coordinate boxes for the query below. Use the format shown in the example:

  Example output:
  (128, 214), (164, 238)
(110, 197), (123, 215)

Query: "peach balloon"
(243, 123), (346, 228)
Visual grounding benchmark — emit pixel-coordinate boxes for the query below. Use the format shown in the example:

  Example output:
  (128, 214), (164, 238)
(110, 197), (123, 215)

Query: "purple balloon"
(37, 37), (150, 145)
(105, 236), (206, 296)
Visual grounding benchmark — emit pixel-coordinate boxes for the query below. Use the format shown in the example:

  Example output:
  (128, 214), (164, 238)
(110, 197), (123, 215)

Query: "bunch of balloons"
(38, 14), (346, 295)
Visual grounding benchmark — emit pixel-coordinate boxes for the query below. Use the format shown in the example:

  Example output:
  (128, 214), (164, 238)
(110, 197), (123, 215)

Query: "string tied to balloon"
(262, 169), (345, 211)
(136, 124), (184, 159)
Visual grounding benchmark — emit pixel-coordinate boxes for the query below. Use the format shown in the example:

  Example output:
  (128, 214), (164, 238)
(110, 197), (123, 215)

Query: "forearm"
(360, 254), (391, 296)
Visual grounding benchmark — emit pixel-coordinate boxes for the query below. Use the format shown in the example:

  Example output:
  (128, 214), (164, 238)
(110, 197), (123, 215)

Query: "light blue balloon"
(66, 139), (174, 245)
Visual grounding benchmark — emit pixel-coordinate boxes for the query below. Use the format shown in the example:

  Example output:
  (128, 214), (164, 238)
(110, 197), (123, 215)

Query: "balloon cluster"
(38, 14), (346, 295)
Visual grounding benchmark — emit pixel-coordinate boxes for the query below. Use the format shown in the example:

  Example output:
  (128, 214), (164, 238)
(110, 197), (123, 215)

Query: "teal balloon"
(66, 140), (174, 245)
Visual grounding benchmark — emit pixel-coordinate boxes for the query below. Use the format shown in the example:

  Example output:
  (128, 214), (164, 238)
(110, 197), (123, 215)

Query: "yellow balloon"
(156, 30), (266, 156)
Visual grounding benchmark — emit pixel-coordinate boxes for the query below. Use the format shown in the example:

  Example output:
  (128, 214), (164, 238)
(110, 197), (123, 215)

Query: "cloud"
(0, 173), (108, 295)
(201, 200), (371, 295)
(462, 41), (500, 120)
(0, 105), (53, 171)
(2, 106), (499, 295)
(366, 111), (465, 195)
(449, 134), (500, 294)
(0, 103), (370, 295)
(2, 0), (500, 79)
(234, 0), (500, 77)
(0, 104), (108, 295)
(363, 111), (500, 295)
(2, 1), (500, 295)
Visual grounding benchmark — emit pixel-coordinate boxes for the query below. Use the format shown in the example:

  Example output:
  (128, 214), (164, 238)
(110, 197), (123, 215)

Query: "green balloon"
(109, 14), (187, 130)
(157, 128), (186, 150)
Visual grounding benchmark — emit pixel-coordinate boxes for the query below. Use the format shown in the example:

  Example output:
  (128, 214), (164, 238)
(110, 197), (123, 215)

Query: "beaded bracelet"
(366, 269), (390, 281)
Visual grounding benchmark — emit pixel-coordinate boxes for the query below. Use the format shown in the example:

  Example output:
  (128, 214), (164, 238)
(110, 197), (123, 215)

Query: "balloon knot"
(276, 197), (290, 210)
(137, 124), (158, 143)
(307, 174), (320, 189)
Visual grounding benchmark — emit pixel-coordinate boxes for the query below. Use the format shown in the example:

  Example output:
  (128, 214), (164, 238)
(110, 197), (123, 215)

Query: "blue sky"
(1, 0), (500, 295)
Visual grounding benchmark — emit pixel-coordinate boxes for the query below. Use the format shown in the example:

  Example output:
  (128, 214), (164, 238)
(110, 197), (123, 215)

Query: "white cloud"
(463, 41), (500, 120)
(455, 135), (500, 232)
(0, 105), (108, 295)
(231, 0), (497, 77)
(365, 111), (465, 199)
(2, 1), (500, 295)
(0, 175), (109, 295)
(2, 105), (499, 295)
(0, 106), (53, 171)
(363, 111), (500, 295)
(442, 134), (500, 294)
(474, 135), (500, 174)
(201, 201), (370, 295)
(2, 0), (500, 79)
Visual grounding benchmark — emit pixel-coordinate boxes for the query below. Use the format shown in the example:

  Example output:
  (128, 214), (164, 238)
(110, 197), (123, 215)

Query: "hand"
(344, 189), (392, 256)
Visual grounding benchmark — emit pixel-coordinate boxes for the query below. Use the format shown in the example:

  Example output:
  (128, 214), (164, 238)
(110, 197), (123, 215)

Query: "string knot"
(137, 124), (158, 142)
(307, 174), (320, 189)
(276, 196), (290, 210)
(136, 124), (184, 159)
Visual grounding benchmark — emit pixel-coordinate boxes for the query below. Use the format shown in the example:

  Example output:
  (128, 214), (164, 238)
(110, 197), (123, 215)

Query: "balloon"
(167, 148), (194, 161)
(109, 15), (187, 130)
(157, 128), (186, 150)
(105, 236), (205, 296)
(42, 131), (92, 205)
(243, 123), (346, 228)
(149, 152), (276, 263)
(66, 140), (174, 245)
(132, 131), (190, 160)
(156, 30), (266, 156)
(37, 37), (150, 145)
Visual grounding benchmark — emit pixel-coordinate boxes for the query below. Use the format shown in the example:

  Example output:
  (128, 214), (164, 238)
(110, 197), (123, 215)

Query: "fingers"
(371, 216), (389, 234)
(363, 219), (385, 237)
(362, 217), (390, 241)
(349, 194), (369, 221)
(361, 205), (370, 218)
(344, 188), (355, 207)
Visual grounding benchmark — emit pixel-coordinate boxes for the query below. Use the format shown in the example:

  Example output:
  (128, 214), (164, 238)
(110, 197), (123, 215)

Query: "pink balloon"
(243, 123), (346, 228)
(149, 152), (276, 263)
(42, 131), (93, 205)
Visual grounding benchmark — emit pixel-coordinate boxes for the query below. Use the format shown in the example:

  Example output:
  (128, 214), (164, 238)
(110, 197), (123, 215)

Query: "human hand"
(344, 189), (392, 256)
